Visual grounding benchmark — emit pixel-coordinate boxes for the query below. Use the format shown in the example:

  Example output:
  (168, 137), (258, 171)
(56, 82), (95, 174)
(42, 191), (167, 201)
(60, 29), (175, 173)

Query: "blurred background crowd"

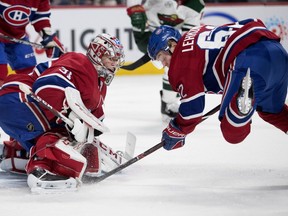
(51, 0), (288, 6)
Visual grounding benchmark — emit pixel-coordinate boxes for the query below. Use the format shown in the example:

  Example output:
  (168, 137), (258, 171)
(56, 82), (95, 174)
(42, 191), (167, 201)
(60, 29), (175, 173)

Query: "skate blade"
(30, 186), (78, 194)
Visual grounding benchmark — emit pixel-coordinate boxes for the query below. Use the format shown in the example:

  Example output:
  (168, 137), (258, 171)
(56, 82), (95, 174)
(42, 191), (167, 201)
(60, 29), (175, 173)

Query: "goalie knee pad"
(0, 139), (29, 174)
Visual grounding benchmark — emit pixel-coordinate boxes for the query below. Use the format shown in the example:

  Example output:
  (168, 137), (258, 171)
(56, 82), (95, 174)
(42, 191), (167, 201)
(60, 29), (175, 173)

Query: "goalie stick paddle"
(0, 33), (44, 49)
(120, 53), (150, 71)
(82, 104), (221, 184)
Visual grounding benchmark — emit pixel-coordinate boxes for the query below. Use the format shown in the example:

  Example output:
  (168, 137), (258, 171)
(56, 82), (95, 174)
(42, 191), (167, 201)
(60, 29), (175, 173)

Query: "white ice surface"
(0, 75), (287, 216)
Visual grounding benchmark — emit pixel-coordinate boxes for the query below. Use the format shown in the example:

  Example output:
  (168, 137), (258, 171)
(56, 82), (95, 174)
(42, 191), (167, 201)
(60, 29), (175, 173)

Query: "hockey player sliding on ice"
(0, 0), (65, 86)
(0, 33), (125, 193)
(126, 0), (205, 122)
(147, 19), (288, 150)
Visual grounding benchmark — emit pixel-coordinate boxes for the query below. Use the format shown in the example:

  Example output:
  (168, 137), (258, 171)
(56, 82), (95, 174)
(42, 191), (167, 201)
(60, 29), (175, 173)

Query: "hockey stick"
(120, 53), (150, 70)
(19, 84), (108, 132)
(19, 84), (74, 128)
(0, 33), (44, 49)
(82, 104), (221, 184)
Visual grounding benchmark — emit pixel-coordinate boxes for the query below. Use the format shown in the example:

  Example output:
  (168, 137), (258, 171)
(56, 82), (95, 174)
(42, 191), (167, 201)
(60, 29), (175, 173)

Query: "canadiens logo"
(3, 5), (31, 26)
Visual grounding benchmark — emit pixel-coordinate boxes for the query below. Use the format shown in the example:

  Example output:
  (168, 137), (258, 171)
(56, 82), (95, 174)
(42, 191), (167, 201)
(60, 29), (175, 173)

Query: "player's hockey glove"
(127, 5), (147, 33)
(66, 111), (102, 143)
(40, 28), (65, 59)
(162, 119), (186, 150)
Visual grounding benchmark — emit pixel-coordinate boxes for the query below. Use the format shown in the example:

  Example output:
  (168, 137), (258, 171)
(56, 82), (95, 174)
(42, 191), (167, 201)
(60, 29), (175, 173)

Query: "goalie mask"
(87, 33), (125, 85)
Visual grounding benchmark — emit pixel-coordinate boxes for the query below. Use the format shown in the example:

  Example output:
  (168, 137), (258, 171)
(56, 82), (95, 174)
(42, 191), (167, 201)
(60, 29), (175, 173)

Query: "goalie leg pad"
(26, 133), (87, 178)
(26, 133), (87, 192)
(0, 139), (29, 174)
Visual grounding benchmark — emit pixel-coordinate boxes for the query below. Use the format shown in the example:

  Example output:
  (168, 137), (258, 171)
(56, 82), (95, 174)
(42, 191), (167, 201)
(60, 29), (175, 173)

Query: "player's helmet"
(87, 33), (125, 85)
(147, 25), (181, 61)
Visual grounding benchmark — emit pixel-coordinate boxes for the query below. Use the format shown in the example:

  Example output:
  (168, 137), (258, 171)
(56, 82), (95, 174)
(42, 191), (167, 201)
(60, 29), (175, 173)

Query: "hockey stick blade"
(121, 53), (150, 71)
(82, 104), (221, 184)
(0, 33), (44, 49)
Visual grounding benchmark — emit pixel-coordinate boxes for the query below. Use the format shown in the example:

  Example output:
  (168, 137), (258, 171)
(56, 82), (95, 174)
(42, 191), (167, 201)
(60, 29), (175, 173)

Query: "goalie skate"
(27, 167), (80, 194)
(236, 68), (254, 115)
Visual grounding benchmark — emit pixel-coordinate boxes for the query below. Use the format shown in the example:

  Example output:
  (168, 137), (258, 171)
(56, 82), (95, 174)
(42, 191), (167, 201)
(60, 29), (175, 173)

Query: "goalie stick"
(19, 84), (74, 128)
(19, 84), (109, 132)
(95, 132), (136, 167)
(0, 33), (44, 49)
(82, 104), (221, 184)
(120, 53), (150, 71)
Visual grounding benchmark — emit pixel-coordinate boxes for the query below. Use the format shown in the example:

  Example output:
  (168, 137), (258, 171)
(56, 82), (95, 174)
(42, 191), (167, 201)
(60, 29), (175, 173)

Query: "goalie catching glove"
(40, 27), (65, 59)
(162, 119), (186, 150)
(67, 111), (102, 143)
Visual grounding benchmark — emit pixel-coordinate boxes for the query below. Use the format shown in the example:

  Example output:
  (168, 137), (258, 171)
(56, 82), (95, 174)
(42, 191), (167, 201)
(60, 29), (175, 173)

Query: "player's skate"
(236, 68), (254, 115)
(27, 167), (79, 194)
(160, 90), (179, 122)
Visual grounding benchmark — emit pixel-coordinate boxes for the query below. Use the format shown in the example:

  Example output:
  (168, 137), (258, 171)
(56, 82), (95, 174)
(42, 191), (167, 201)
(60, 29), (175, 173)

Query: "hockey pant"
(0, 36), (37, 77)
(219, 39), (288, 144)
